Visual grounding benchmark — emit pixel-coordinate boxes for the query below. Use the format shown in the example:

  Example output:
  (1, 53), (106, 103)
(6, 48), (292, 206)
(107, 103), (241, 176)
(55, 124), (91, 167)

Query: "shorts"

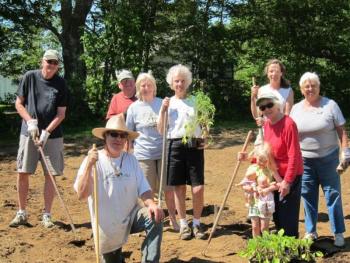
(167, 139), (204, 186)
(257, 200), (275, 218)
(17, 135), (64, 175)
(138, 159), (174, 194)
(248, 203), (272, 220)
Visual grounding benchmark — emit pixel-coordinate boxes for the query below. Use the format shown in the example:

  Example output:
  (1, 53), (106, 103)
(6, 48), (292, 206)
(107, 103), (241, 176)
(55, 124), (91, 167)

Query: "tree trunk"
(60, 0), (94, 116)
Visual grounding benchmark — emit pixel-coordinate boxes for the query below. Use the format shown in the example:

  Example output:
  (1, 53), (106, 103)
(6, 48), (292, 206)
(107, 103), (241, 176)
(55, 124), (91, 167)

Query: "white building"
(0, 76), (17, 101)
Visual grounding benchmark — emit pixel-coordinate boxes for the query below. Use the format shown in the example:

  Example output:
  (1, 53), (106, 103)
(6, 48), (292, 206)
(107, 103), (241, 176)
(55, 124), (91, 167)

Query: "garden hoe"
(202, 130), (253, 256)
(36, 140), (85, 246)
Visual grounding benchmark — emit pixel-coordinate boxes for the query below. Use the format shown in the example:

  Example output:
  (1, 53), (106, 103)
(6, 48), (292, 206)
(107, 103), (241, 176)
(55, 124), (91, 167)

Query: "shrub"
(239, 229), (323, 263)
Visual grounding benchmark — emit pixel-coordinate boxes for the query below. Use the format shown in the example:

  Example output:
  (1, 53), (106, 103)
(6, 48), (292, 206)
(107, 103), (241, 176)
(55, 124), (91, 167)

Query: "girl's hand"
(238, 151), (248, 161)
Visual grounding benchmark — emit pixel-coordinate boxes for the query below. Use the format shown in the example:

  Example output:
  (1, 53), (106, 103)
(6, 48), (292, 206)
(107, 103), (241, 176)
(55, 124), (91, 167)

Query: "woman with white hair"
(290, 72), (349, 247)
(240, 91), (303, 238)
(126, 72), (179, 231)
(158, 64), (207, 240)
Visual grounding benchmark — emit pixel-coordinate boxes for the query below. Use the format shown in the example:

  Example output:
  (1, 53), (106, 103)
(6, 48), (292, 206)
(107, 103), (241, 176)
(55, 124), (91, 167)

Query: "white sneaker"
(334, 233), (345, 247)
(42, 214), (55, 228)
(303, 232), (318, 241)
(9, 211), (28, 227)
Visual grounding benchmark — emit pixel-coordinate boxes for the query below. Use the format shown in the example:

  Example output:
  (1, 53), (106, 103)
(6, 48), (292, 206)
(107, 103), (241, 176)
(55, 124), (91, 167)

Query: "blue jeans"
(102, 207), (163, 263)
(302, 148), (345, 234)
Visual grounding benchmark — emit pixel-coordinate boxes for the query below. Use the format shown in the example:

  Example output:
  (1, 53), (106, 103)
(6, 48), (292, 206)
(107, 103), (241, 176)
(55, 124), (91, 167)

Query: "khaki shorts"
(138, 159), (173, 195)
(17, 135), (64, 175)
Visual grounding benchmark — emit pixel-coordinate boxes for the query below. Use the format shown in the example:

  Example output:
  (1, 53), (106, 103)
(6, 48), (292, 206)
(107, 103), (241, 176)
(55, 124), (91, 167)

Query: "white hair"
(166, 64), (192, 90)
(299, 72), (320, 88)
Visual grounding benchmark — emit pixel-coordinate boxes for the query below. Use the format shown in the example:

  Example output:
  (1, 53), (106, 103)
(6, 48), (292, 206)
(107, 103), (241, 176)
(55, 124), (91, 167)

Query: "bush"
(239, 229), (323, 263)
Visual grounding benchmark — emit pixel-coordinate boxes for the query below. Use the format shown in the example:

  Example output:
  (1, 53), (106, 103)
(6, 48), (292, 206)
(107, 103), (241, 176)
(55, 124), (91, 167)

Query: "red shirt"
(106, 92), (137, 119)
(264, 115), (303, 183)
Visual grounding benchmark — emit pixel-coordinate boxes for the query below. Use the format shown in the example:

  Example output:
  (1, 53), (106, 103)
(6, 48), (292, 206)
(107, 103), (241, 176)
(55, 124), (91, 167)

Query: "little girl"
(238, 142), (282, 237)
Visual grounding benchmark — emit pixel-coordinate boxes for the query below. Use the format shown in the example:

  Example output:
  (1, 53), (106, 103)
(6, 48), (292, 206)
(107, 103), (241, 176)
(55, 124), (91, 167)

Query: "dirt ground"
(1, 129), (350, 262)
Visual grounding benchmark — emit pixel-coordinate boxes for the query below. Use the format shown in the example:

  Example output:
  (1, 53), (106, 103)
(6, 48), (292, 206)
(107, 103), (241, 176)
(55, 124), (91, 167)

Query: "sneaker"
(334, 233), (345, 247)
(9, 211), (28, 227)
(42, 214), (55, 228)
(303, 232), (318, 241)
(179, 225), (192, 240)
(192, 224), (208, 240)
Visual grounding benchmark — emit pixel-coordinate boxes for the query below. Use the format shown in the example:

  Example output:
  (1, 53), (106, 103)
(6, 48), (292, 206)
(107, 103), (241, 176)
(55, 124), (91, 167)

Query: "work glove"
(38, 130), (51, 148)
(337, 148), (350, 175)
(27, 119), (39, 141)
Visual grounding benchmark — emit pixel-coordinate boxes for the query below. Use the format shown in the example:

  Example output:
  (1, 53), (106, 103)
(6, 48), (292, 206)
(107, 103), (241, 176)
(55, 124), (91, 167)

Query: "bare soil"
(1, 129), (350, 262)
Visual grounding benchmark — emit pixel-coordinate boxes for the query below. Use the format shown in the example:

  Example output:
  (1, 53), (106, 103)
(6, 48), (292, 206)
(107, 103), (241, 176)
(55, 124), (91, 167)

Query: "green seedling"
(182, 90), (216, 144)
(239, 229), (323, 263)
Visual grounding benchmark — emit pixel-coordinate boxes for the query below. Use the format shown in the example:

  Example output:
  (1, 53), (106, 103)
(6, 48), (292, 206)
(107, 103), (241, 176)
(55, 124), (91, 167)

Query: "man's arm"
(45, 106), (66, 133)
(15, 96), (32, 121)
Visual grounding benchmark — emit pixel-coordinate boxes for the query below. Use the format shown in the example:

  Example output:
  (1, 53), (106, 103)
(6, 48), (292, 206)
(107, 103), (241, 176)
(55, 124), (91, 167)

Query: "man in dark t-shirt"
(9, 49), (69, 228)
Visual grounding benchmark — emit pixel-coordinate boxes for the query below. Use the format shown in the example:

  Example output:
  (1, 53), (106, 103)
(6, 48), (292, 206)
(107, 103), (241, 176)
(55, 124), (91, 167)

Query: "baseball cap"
(43, 49), (60, 61)
(116, 69), (134, 82)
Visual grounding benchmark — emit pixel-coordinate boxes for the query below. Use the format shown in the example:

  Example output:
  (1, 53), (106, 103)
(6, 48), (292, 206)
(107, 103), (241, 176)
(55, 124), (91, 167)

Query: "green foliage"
(239, 229), (323, 263)
(182, 90), (216, 144)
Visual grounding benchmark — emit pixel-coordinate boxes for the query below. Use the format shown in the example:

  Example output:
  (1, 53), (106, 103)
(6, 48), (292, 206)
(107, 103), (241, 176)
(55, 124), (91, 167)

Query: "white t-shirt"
(259, 84), (292, 113)
(74, 150), (150, 254)
(166, 96), (201, 139)
(126, 98), (162, 160)
(290, 97), (345, 158)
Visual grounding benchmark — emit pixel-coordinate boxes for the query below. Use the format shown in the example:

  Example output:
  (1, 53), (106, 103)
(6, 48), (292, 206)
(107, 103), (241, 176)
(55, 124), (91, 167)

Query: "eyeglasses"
(46, 60), (59, 65)
(107, 132), (128, 139)
(259, 102), (274, 111)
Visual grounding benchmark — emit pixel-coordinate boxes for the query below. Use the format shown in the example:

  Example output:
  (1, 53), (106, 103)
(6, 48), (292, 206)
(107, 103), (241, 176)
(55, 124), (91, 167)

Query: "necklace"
(107, 152), (125, 177)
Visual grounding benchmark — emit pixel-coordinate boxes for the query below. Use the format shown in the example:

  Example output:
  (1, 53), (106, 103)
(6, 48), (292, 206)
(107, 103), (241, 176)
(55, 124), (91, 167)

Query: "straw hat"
(92, 114), (139, 140)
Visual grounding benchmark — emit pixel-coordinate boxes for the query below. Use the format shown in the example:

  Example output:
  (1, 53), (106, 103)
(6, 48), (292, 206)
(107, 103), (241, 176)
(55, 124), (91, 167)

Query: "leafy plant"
(239, 229), (323, 263)
(182, 90), (216, 144)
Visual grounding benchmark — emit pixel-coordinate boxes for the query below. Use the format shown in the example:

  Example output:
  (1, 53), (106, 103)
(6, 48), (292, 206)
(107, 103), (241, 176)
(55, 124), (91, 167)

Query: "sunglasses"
(107, 132), (128, 139)
(259, 102), (274, 111)
(46, 60), (59, 65)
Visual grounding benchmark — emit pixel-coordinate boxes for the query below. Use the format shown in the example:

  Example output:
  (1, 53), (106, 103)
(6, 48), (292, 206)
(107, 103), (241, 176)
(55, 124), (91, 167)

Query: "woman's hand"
(161, 97), (170, 113)
(278, 180), (291, 198)
(197, 138), (208, 149)
(251, 85), (260, 98)
(255, 116), (265, 127)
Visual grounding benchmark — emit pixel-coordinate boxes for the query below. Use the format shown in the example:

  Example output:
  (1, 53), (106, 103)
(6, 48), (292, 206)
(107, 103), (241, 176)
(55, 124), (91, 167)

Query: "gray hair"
(166, 64), (192, 90)
(299, 72), (320, 88)
(135, 72), (157, 100)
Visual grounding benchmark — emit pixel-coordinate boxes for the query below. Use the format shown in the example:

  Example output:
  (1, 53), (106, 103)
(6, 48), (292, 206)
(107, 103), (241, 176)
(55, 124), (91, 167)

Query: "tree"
(230, 0), (350, 114)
